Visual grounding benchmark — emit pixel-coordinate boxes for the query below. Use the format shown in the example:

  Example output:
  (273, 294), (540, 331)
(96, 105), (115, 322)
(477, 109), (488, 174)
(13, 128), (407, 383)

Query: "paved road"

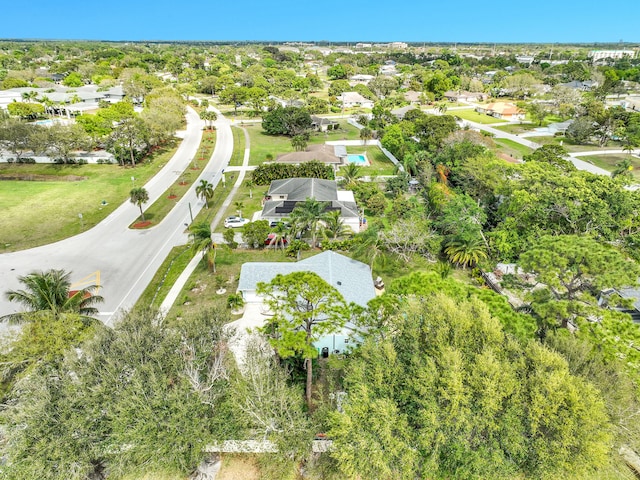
(159, 125), (251, 315)
(0, 107), (234, 325)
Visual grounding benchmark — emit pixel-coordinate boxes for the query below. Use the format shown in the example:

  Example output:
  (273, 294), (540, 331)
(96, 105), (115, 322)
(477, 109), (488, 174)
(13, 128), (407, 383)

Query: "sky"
(2, 0), (639, 44)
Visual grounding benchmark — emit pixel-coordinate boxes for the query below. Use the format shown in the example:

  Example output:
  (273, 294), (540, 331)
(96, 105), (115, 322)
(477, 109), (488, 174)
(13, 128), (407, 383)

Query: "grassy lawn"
(493, 123), (539, 134)
(166, 247), (297, 321)
(580, 154), (640, 180)
(492, 138), (534, 159)
(246, 121), (360, 166)
(344, 146), (396, 176)
(229, 126), (246, 167)
(214, 179), (265, 234)
(452, 108), (508, 124)
(134, 130), (216, 228)
(0, 141), (180, 252)
(136, 245), (194, 309)
(534, 136), (623, 152)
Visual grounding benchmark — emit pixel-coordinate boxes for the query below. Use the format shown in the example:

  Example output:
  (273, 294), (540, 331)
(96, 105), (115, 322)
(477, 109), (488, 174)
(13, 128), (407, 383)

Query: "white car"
(224, 216), (250, 228)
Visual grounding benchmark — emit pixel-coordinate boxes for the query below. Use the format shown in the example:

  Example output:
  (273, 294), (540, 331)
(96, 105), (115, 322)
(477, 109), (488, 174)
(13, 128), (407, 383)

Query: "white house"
(338, 91), (374, 109)
(237, 251), (377, 356)
(348, 74), (375, 86)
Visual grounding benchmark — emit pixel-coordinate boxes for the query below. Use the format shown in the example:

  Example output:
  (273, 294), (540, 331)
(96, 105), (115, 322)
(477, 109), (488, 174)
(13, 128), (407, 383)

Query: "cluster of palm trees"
(266, 197), (352, 250)
(199, 110), (218, 130)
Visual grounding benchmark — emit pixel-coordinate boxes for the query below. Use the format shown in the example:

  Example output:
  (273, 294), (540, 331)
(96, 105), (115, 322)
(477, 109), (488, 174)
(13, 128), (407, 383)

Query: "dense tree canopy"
(328, 296), (612, 480)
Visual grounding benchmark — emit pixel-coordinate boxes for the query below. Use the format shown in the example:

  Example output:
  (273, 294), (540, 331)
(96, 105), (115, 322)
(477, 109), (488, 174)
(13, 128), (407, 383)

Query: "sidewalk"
(160, 124), (252, 315)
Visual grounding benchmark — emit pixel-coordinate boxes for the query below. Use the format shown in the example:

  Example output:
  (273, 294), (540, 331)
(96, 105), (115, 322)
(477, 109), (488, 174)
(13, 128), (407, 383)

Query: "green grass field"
(492, 123), (539, 134)
(0, 141), (180, 252)
(344, 146), (397, 176)
(452, 109), (508, 124)
(229, 126), (246, 167)
(579, 154), (640, 180)
(492, 138), (534, 159)
(246, 121), (360, 166)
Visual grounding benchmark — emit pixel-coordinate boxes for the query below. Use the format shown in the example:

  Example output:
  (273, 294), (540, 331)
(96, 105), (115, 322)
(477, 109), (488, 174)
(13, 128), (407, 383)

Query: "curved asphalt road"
(0, 107), (234, 326)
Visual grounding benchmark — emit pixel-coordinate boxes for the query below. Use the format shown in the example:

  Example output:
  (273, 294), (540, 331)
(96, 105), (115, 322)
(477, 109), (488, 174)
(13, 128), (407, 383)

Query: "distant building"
(348, 74), (375, 86)
(589, 50), (636, 62)
(476, 102), (525, 121)
(338, 92), (374, 109)
(355, 43), (372, 49)
(388, 42), (408, 49)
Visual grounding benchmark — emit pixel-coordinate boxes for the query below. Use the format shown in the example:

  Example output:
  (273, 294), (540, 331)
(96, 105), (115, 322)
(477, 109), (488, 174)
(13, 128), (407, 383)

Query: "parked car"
(265, 233), (288, 246)
(270, 220), (291, 228)
(224, 216), (249, 228)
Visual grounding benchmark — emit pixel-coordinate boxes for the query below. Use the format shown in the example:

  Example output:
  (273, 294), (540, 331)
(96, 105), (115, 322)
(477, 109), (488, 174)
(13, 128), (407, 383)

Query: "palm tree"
(322, 210), (352, 240)
(246, 179), (254, 199)
(3, 269), (103, 323)
(290, 197), (329, 248)
(402, 153), (418, 177)
(196, 179), (214, 208)
(612, 158), (633, 180)
(360, 127), (373, 145)
(291, 135), (308, 152)
(234, 201), (245, 218)
(444, 235), (487, 269)
(199, 110), (218, 130)
(189, 221), (215, 272)
(341, 163), (362, 188)
(437, 103), (448, 114)
(267, 222), (289, 250)
(130, 187), (149, 221)
(352, 225), (387, 271)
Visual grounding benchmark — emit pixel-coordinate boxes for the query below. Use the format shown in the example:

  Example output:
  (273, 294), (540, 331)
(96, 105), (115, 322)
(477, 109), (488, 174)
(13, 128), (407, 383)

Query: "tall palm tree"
(267, 222), (289, 250)
(360, 126), (373, 145)
(341, 163), (362, 188)
(290, 197), (329, 248)
(444, 235), (488, 269)
(3, 269), (103, 324)
(130, 187), (149, 221)
(234, 201), (245, 218)
(196, 179), (214, 208)
(189, 221), (215, 272)
(351, 225), (387, 271)
(322, 210), (352, 240)
(246, 179), (254, 199)
(199, 110), (218, 130)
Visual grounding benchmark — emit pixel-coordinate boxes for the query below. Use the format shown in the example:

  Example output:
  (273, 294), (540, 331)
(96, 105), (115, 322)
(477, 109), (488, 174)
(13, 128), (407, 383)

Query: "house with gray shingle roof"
(237, 251), (376, 356)
(261, 178), (361, 233)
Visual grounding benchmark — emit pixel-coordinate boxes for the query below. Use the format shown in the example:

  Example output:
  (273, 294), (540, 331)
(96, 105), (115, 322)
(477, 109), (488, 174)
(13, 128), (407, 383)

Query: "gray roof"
(311, 115), (338, 126)
(334, 145), (347, 158)
(261, 199), (359, 219)
(267, 178), (338, 201)
(238, 251), (375, 307)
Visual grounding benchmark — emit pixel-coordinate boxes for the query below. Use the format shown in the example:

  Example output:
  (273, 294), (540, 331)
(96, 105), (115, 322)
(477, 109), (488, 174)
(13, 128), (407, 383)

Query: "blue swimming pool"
(347, 154), (367, 164)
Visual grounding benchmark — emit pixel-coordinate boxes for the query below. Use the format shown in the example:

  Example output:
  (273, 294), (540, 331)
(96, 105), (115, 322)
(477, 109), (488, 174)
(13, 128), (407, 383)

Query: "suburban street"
(0, 107), (234, 325)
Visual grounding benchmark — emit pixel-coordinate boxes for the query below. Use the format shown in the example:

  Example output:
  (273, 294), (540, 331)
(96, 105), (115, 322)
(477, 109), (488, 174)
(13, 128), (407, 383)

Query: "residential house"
(444, 90), (486, 103)
(260, 177), (361, 233)
(338, 91), (374, 109)
(349, 74), (375, 86)
(559, 80), (597, 91)
(310, 115), (339, 132)
(404, 90), (422, 104)
(237, 251), (376, 355)
(391, 104), (416, 120)
(276, 144), (345, 165)
(476, 102), (525, 121)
